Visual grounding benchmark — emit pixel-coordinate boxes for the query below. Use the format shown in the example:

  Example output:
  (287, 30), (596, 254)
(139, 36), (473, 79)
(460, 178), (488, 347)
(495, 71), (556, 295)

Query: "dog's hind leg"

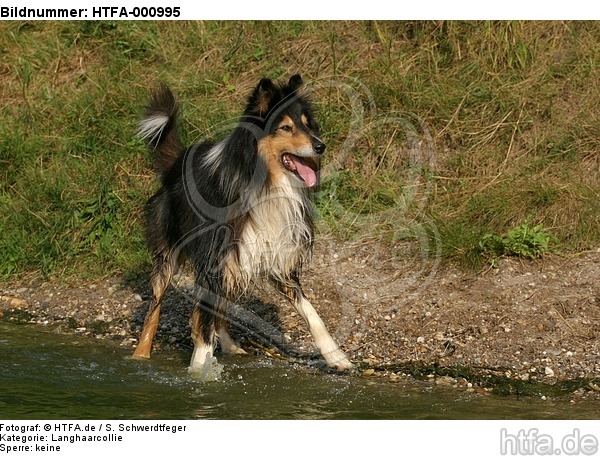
(216, 316), (247, 355)
(133, 254), (175, 358)
(274, 276), (354, 371)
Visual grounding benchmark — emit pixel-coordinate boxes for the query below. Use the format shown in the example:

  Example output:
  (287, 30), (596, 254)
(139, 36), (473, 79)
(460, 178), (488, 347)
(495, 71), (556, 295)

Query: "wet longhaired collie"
(133, 75), (353, 372)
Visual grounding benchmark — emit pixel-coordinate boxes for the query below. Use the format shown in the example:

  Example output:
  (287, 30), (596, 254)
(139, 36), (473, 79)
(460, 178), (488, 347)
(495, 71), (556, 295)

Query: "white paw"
(325, 352), (355, 371)
(225, 346), (248, 355)
(333, 358), (355, 371)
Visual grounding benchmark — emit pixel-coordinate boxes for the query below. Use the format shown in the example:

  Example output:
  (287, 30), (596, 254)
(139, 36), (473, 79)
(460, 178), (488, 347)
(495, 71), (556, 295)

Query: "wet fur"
(133, 75), (353, 371)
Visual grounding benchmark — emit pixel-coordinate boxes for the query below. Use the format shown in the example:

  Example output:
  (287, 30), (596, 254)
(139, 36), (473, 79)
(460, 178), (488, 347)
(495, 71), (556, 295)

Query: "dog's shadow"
(123, 271), (314, 365)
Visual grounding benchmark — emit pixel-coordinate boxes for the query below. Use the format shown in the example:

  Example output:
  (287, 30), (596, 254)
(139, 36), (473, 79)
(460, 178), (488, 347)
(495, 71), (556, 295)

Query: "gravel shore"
(2, 239), (599, 396)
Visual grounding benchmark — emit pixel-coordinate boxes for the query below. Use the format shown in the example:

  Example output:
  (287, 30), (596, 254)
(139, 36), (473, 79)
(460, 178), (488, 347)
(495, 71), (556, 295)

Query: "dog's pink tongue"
(291, 156), (317, 187)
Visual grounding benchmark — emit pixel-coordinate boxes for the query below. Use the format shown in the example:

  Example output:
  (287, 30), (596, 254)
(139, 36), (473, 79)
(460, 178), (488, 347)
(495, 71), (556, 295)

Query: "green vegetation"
(1, 21), (599, 280)
(479, 222), (556, 266)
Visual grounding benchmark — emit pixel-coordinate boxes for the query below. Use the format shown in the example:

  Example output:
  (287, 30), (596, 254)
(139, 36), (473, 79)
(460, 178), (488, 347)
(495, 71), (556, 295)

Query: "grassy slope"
(1, 21), (599, 280)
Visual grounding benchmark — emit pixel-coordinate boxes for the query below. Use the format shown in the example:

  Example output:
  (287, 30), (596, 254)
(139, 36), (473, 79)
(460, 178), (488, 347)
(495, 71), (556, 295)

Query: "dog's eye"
(279, 125), (293, 133)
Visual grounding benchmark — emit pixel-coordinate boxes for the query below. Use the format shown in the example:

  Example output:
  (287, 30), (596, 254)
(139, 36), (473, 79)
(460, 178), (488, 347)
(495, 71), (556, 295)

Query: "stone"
(10, 298), (28, 309)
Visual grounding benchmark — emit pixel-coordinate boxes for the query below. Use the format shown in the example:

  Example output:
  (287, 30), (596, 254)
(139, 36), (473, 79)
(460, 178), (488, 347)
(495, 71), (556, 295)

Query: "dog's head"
(246, 74), (325, 188)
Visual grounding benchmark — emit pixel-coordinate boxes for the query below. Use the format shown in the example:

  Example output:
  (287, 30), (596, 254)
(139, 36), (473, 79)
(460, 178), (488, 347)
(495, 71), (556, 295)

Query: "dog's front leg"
(189, 303), (216, 371)
(275, 279), (354, 371)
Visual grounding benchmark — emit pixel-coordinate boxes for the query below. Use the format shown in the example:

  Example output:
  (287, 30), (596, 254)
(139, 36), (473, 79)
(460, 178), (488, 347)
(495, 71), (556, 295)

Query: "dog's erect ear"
(257, 78), (275, 94)
(251, 78), (277, 117)
(288, 74), (304, 92)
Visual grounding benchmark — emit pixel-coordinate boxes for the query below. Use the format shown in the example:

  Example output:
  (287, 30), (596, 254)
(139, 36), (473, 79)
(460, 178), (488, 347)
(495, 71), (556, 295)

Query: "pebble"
(133, 294), (143, 302)
(545, 366), (555, 377)
(10, 298), (28, 309)
(416, 336), (425, 343)
(435, 376), (455, 386)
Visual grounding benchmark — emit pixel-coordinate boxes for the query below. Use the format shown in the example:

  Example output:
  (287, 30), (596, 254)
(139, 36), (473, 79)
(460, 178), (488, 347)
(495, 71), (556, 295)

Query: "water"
(1, 322), (597, 419)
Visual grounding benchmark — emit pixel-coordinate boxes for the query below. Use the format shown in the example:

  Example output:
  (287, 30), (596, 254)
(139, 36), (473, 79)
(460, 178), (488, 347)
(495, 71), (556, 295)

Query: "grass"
(1, 21), (599, 281)
(479, 221), (556, 267)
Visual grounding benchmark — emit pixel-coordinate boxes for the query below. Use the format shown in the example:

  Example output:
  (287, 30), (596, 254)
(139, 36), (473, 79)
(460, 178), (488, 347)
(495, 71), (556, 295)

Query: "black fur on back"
(140, 74), (319, 297)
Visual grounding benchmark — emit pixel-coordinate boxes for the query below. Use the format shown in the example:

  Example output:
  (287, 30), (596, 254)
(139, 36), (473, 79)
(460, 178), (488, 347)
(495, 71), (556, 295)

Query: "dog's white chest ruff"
(232, 182), (312, 288)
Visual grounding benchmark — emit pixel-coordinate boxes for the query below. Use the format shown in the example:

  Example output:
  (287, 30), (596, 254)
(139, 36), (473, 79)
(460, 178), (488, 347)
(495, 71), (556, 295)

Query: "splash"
(187, 356), (224, 382)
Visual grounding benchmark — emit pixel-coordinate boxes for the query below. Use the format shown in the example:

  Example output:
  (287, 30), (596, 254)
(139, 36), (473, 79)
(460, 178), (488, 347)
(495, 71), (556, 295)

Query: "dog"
(133, 74), (353, 372)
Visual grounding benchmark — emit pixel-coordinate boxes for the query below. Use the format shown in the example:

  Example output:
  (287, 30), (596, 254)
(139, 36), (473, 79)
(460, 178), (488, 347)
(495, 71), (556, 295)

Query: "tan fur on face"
(257, 116), (318, 185)
(300, 114), (310, 128)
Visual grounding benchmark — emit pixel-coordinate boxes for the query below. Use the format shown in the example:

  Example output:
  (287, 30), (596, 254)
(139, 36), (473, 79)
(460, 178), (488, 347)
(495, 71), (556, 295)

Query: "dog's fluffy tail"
(138, 84), (181, 176)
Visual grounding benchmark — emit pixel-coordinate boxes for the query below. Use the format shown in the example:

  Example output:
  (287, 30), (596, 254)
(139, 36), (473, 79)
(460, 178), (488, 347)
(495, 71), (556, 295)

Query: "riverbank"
(2, 239), (599, 398)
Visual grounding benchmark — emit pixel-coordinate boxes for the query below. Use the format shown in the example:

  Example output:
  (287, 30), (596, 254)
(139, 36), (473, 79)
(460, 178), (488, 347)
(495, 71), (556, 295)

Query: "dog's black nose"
(314, 141), (326, 155)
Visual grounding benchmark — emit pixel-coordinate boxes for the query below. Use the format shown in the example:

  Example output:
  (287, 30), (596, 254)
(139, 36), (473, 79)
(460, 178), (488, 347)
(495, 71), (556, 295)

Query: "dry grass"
(1, 21), (599, 279)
